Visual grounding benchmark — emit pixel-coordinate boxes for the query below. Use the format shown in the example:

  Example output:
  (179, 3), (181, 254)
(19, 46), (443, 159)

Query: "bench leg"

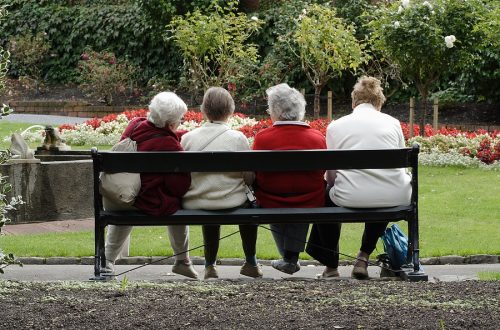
(91, 222), (109, 281)
(403, 212), (428, 282)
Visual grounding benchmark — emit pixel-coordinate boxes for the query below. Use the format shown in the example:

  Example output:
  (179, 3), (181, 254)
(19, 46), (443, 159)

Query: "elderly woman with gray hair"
(306, 76), (412, 279)
(253, 83), (327, 274)
(104, 92), (199, 279)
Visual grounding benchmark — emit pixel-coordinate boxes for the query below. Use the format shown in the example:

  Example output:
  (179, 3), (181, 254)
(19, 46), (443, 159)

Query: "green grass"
(1, 166), (498, 260)
(478, 272), (500, 281)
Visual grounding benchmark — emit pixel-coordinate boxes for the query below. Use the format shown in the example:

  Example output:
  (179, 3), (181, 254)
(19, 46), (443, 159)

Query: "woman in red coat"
(253, 83), (326, 274)
(104, 92), (198, 279)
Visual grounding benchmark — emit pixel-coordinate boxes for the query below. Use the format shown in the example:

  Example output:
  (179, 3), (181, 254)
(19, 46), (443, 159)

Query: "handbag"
(380, 223), (409, 270)
(99, 121), (166, 206)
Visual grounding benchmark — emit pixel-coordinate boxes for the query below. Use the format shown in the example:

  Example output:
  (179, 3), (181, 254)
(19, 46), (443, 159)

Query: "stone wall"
(8, 100), (144, 118)
(1, 160), (93, 223)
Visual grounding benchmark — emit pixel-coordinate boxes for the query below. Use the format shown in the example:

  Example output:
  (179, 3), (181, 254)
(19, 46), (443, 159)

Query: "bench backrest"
(91, 146), (419, 173)
(91, 145), (419, 210)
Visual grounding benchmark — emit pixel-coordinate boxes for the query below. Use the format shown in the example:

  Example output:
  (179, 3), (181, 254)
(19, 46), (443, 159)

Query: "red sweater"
(252, 123), (326, 208)
(122, 117), (191, 216)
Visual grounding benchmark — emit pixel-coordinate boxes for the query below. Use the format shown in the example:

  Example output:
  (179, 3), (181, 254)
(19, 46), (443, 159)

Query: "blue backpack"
(380, 224), (409, 270)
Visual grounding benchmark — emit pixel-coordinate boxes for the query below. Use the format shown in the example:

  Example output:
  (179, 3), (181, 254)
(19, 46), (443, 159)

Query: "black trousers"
(306, 222), (388, 268)
(203, 224), (258, 265)
(306, 190), (388, 268)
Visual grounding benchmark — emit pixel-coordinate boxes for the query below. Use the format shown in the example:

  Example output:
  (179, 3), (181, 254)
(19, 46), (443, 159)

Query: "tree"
(294, 4), (367, 119)
(368, 0), (487, 133)
(168, 0), (262, 100)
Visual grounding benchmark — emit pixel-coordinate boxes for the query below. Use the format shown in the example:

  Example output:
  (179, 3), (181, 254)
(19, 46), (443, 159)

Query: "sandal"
(351, 257), (369, 280)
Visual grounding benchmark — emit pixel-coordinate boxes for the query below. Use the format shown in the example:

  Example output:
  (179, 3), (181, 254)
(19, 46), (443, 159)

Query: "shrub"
(78, 50), (137, 105)
(8, 32), (51, 93)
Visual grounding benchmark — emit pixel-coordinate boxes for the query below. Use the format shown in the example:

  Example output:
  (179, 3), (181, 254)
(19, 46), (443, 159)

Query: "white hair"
(266, 83), (306, 121)
(147, 92), (187, 128)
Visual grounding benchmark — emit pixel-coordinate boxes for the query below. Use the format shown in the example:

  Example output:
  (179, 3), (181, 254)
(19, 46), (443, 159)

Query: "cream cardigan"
(181, 122), (254, 210)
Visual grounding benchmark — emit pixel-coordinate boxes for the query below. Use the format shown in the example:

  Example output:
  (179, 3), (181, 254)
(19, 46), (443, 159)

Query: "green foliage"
(136, 0), (219, 25)
(0, 6), (9, 92)
(8, 32), (51, 92)
(78, 50), (137, 105)
(294, 3), (367, 117)
(168, 0), (262, 99)
(0, 0), (181, 83)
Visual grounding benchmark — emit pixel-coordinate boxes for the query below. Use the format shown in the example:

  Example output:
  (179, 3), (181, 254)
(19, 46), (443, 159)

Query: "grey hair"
(201, 87), (235, 121)
(266, 83), (306, 121)
(147, 92), (187, 128)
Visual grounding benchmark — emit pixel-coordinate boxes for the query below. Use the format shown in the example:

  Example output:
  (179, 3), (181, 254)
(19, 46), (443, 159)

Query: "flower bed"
(19, 109), (500, 169)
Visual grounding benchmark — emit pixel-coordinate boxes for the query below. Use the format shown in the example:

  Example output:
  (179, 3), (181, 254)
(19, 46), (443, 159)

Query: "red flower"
(58, 124), (76, 132)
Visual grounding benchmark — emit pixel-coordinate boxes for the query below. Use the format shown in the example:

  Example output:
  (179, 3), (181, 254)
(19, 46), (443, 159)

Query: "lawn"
(1, 166), (498, 260)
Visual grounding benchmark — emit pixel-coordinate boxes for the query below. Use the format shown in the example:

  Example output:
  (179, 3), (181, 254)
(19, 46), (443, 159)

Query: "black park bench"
(91, 145), (428, 281)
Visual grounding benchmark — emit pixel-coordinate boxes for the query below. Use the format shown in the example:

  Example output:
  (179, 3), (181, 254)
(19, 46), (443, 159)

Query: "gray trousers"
(103, 197), (189, 262)
(270, 223), (309, 255)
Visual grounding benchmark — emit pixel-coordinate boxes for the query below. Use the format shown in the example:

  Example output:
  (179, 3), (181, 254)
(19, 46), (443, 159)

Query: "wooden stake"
(433, 98), (439, 131)
(409, 97), (415, 138)
(327, 91), (333, 122)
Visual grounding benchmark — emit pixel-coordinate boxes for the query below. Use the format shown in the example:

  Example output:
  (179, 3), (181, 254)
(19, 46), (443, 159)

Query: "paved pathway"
(2, 114), (89, 125)
(2, 264), (499, 282)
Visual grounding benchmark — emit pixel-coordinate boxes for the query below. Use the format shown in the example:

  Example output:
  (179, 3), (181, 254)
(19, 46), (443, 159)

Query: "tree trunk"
(314, 85), (322, 120)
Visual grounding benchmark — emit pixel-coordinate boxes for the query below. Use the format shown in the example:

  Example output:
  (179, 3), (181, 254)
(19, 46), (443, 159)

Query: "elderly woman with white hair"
(306, 76), (412, 279)
(103, 92), (199, 279)
(253, 83), (326, 275)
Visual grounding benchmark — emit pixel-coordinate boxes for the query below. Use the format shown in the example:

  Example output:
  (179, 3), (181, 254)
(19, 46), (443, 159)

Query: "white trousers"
(103, 197), (189, 262)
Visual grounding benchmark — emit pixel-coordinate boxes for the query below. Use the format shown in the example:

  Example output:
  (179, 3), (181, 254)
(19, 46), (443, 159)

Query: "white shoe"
(172, 261), (199, 279)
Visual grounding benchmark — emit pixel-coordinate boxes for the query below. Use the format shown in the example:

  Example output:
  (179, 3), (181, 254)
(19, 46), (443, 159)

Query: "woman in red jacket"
(104, 92), (198, 279)
(253, 84), (326, 274)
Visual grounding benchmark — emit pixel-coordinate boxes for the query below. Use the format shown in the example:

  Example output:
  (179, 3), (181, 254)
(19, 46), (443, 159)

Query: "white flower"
(398, 6), (403, 13)
(394, 21), (401, 28)
(402, 0), (410, 9)
(423, 16), (429, 20)
(250, 16), (258, 21)
(431, 10), (435, 15)
(302, 9), (307, 15)
(423, 1), (433, 9)
(444, 35), (456, 48)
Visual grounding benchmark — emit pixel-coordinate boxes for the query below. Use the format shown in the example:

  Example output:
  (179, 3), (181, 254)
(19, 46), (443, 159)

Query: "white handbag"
(99, 136), (141, 206)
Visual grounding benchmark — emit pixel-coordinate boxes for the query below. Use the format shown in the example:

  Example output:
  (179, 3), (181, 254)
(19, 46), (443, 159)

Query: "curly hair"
(351, 76), (386, 110)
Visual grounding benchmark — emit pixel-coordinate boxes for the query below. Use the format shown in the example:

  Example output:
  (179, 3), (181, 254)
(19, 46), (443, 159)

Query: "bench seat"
(100, 205), (414, 226)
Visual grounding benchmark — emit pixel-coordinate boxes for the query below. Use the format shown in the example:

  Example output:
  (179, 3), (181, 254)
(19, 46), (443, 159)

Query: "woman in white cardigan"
(306, 76), (411, 280)
(181, 87), (262, 279)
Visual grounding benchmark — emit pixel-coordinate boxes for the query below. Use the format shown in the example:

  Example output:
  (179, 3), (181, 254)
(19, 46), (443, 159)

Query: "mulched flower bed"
(1, 279), (498, 329)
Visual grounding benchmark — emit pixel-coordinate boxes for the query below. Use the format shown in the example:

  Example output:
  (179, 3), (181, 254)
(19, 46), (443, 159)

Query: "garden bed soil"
(1, 280), (499, 329)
